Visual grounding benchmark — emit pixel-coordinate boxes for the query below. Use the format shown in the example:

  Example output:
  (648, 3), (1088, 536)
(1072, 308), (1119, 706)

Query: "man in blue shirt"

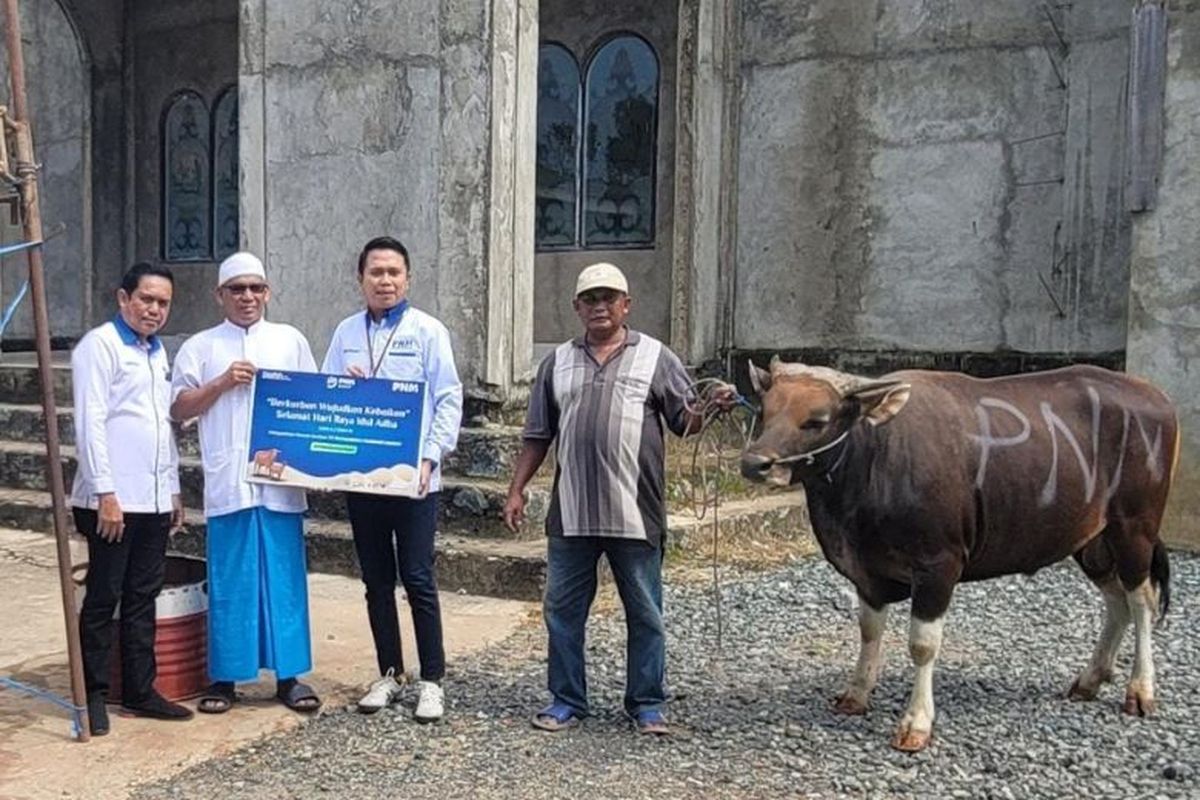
(322, 237), (463, 722)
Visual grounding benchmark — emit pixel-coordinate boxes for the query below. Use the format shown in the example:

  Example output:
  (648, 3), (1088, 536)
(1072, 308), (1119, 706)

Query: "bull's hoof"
(1067, 678), (1099, 702)
(890, 725), (932, 753)
(1122, 690), (1156, 717)
(833, 693), (868, 716)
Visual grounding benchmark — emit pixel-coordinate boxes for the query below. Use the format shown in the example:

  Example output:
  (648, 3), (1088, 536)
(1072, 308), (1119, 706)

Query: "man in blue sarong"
(169, 252), (322, 714)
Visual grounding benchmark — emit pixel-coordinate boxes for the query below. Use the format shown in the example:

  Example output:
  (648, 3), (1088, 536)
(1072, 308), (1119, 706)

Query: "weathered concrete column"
(238, 0), (477, 377)
(484, 0), (537, 400)
(1128, 1), (1200, 549)
(238, 0), (266, 258)
(672, 0), (738, 367)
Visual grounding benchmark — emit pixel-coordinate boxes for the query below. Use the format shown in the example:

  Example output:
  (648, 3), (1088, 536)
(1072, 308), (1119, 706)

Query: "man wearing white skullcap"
(170, 252), (322, 715)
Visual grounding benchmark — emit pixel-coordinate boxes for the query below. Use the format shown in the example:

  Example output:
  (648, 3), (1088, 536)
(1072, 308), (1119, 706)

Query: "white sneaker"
(357, 668), (403, 714)
(414, 680), (444, 723)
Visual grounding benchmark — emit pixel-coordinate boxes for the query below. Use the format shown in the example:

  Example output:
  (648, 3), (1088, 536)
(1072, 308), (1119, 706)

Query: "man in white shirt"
(71, 262), (192, 736)
(170, 252), (321, 715)
(322, 236), (463, 722)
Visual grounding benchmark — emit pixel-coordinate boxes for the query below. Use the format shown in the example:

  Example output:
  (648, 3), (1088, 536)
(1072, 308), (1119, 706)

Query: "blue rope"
(733, 393), (759, 414)
(0, 675), (86, 739)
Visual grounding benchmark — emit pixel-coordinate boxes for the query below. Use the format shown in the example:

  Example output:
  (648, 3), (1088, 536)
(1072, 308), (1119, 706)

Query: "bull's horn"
(749, 358), (772, 394)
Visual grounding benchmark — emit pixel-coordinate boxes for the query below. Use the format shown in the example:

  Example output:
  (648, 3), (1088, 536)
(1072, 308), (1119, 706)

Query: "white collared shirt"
(322, 304), (463, 493)
(171, 319), (317, 518)
(70, 320), (180, 513)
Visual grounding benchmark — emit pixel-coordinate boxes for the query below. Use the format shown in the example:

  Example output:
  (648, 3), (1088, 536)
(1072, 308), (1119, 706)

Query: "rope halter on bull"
(682, 377), (760, 664)
(772, 429), (852, 483)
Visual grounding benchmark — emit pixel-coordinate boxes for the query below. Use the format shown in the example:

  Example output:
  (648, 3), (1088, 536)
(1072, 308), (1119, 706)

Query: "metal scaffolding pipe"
(3, 0), (90, 741)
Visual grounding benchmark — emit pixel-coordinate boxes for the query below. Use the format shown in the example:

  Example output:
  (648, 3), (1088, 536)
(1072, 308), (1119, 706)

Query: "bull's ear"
(748, 359), (772, 394)
(845, 380), (911, 426)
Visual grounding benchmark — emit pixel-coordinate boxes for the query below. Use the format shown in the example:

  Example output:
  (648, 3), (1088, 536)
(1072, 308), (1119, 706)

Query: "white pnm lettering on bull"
(1039, 387), (1102, 507)
(969, 387), (1164, 506)
(1103, 408), (1131, 503)
(968, 398), (1030, 489)
(1134, 413), (1164, 482)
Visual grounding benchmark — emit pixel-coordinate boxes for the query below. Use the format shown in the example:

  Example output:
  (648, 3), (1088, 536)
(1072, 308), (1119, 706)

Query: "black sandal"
(196, 681), (236, 714)
(277, 679), (322, 713)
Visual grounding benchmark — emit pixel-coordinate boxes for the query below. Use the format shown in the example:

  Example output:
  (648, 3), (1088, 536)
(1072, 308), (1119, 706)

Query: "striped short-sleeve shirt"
(523, 329), (693, 546)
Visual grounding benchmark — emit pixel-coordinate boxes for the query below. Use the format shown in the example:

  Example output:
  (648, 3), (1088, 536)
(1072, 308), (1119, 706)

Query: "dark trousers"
(73, 507), (170, 704)
(346, 492), (445, 682)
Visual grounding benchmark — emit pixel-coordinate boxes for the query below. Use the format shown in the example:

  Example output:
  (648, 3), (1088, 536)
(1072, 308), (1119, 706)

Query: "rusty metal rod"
(3, 0), (89, 741)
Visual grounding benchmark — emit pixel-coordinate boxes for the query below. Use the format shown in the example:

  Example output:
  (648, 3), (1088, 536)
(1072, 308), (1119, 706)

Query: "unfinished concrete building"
(1, 0), (1195, 546)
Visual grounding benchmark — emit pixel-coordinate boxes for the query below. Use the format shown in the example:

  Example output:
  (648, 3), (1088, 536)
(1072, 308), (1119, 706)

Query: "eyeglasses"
(222, 283), (268, 296)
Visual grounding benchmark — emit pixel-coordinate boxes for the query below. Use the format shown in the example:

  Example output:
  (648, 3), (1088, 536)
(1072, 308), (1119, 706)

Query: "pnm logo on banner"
(325, 376), (356, 390)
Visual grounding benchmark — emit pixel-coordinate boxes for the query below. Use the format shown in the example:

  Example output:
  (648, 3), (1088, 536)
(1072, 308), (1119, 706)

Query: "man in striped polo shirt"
(503, 262), (734, 736)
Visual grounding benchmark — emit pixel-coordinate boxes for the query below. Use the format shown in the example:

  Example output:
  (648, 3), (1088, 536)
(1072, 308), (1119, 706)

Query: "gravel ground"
(133, 552), (1200, 800)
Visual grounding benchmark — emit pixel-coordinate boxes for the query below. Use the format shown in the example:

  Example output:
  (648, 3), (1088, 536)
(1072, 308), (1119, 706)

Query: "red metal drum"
(75, 555), (210, 703)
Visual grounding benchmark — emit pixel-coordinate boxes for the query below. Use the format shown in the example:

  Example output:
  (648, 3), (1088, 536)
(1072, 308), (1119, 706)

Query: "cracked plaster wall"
(733, 0), (1132, 357)
(1128, 0), (1200, 549)
(245, 0), (493, 393)
(0, 0), (89, 342)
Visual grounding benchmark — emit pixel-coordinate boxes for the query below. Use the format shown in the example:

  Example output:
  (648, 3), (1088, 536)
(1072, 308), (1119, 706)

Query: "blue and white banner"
(246, 370), (426, 496)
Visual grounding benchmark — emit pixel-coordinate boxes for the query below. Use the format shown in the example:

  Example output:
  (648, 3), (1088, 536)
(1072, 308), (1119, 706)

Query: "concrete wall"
(240, 0), (494, 395)
(535, 0), (678, 344)
(1128, 0), (1200, 550)
(0, 0), (89, 343)
(732, 0), (1131, 359)
(60, 0), (127, 334)
(131, 0), (238, 336)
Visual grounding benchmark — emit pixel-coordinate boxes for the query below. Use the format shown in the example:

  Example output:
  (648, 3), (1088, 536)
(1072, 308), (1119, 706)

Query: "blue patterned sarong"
(206, 507), (313, 681)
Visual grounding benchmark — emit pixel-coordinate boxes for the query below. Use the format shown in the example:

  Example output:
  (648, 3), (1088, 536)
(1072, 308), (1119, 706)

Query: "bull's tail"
(1153, 413), (1180, 626)
(1151, 540), (1171, 625)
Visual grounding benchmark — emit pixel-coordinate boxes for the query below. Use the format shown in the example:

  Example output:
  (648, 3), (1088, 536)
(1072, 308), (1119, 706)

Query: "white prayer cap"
(217, 252), (267, 288)
(575, 262), (628, 297)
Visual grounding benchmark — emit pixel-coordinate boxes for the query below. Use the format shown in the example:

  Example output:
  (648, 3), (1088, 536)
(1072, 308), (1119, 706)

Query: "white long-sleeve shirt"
(70, 317), (180, 513)
(171, 319), (317, 518)
(321, 302), (463, 493)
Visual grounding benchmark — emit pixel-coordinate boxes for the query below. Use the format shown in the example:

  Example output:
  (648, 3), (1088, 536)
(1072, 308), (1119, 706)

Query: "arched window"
(582, 35), (658, 248)
(212, 85), (240, 260)
(535, 43), (581, 249)
(162, 91), (211, 261)
(534, 34), (658, 251)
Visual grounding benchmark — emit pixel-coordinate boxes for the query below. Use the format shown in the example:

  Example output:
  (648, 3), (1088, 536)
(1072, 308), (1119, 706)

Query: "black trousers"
(73, 507), (170, 703)
(346, 492), (445, 682)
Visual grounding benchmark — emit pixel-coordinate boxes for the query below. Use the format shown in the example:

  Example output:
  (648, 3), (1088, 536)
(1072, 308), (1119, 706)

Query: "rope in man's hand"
(682, 377), (760, 662)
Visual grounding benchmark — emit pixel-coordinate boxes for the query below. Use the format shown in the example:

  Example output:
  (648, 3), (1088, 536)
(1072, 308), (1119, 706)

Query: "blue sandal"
(531, 702), (581, 732)
(635, 709), (670, 736)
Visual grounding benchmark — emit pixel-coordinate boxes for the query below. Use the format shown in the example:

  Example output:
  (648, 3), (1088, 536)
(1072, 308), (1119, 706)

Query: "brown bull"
(740, 359), (1178, 752)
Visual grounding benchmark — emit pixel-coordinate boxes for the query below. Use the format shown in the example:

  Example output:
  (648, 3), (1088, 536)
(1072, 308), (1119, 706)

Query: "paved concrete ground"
(0, 527), (535, 800)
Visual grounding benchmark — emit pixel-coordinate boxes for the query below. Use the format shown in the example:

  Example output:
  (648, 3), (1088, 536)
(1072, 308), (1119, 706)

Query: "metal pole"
(3, 0), (89, 741)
